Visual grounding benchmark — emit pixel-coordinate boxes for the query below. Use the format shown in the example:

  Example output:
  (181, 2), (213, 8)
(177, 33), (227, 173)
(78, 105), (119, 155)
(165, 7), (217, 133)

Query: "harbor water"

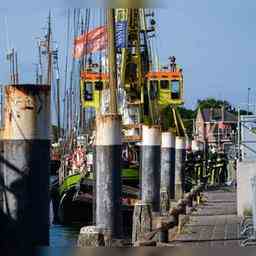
(50, 198), (81, 246)
(50, 223), (81, 247)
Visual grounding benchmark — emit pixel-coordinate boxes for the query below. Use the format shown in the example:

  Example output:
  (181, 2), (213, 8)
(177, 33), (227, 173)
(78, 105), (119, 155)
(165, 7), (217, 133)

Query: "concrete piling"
(175, 137), (186, 200)
(95, 114), (122, 238)
(141, 125), (161, 212)
(0, 84), (50, 246)
(160, 132), (175, 214)
(133, 125), (160, 245)
(132, 202), (153, 244)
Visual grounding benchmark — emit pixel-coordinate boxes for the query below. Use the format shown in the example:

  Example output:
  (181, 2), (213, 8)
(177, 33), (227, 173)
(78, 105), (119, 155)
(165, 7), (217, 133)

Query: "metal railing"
(238, 114), (256, 161)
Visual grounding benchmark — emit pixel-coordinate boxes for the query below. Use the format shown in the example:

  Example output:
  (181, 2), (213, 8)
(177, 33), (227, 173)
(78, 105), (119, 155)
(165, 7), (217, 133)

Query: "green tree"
(196, 98), (232, 111)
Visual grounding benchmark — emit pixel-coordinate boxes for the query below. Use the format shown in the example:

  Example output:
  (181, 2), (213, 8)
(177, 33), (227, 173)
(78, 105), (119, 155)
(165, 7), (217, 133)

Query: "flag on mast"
(73, 22), (128, 59)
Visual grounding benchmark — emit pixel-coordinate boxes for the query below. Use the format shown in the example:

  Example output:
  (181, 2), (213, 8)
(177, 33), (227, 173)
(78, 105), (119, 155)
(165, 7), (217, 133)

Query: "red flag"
(73, 26), (107, 59)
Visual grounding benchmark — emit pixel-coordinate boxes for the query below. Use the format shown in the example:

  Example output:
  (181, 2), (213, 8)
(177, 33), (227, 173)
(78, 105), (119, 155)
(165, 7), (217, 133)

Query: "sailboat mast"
(38, 42), (43, 84)
(47, 12), (52, 86)
(54, 48), (61, 139)
(15, 51), (19, 84)
(107, 9), (118, 114)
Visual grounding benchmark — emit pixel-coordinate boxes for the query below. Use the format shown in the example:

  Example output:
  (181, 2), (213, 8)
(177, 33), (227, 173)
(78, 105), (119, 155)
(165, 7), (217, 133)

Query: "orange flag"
(73, 26), (107, 59)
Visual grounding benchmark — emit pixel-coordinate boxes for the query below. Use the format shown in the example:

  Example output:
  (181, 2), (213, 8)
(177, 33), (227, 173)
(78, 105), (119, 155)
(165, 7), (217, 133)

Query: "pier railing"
(239, 115), (256, 160)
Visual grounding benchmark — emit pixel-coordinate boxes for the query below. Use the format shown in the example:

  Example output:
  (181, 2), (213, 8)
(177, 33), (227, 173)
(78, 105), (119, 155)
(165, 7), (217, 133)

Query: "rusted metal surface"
(95, 114), (122, 146)
(3, 84), (50, 140)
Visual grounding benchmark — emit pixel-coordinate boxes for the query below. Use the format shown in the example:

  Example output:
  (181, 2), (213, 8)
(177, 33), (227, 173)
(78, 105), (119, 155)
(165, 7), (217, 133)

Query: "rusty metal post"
(0, 84), (50, 246)
(141, 125), (161, 212)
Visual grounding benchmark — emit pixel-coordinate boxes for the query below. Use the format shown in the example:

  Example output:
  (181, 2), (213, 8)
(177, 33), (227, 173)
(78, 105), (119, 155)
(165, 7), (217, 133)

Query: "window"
(83, 82), (93, 101)
(171, 80), (180, 99)
(149, 80), (158, 100)
(160, 80), (169, 89)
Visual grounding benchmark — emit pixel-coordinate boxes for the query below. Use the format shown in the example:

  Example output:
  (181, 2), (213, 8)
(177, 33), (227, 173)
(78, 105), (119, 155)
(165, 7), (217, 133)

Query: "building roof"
(199, 108), (237, 123)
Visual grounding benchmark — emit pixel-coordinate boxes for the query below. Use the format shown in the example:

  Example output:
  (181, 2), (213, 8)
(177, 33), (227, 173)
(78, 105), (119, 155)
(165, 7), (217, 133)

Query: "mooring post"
(132, 125), (160, 245)
(95, 114), (122, 238)
(79, 114), (122, 246)
(141, 125), (161, 212)
(0, 84), (50, 246)
(160, 132), (175, 214)
(175, 137), (186, 200)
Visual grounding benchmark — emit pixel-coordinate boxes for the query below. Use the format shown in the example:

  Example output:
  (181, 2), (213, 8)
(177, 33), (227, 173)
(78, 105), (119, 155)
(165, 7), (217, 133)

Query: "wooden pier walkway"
(166, 187), (243, 247)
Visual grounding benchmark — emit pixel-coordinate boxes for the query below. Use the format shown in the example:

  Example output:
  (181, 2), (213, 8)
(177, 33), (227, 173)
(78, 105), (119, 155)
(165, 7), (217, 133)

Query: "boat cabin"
(80, 71), (108, 110)
(146, 69), (184, 107)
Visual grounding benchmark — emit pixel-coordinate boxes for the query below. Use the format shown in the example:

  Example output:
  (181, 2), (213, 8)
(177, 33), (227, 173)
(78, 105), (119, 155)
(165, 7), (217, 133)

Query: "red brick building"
(195, 107), (237, 150)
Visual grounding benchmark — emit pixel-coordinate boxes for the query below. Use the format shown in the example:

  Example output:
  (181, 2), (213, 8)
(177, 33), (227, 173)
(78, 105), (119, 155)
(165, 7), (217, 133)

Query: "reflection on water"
(50, 223), (82, 247)
(50, 197), (82, 247)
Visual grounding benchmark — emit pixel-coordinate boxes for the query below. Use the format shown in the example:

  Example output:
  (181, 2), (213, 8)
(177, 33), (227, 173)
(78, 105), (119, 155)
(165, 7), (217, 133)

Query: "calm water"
(49, 199), (82, 247)
(50, 223), (82, 247)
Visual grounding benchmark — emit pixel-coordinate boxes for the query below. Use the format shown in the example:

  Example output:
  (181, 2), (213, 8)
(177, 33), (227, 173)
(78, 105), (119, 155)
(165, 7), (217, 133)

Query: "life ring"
(72, 149), (85, 168)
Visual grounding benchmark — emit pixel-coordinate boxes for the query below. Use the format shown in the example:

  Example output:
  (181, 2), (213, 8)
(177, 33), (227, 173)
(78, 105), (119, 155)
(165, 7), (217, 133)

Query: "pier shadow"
(0, 154), (25, 247)
(0, 149), (49, 247)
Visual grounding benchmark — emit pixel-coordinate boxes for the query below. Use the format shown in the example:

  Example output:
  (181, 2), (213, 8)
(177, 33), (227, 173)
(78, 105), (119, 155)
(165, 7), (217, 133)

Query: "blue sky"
(0, 1), (256, 112)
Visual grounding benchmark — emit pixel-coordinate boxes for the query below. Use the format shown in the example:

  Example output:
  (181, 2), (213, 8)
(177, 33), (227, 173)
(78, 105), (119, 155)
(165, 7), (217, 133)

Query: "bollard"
(141, 125), (161, 212)
(0, 84), (50, 246)
(160, 132), (175, 214)
(159, 229), (169, 243)
(175, 137), (186, 200)
(157, 217), (169, 243)
(95, 114), (122, 239)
